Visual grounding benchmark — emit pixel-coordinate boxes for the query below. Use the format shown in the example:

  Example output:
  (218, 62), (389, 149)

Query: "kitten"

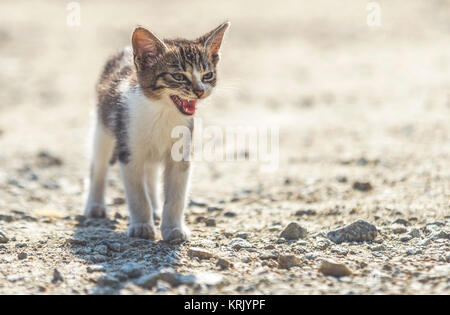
(84, 22), (230, 242)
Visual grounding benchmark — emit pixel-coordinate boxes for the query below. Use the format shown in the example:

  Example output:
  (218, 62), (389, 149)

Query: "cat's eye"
(202, 72), (214, 81)
(172, 73), (186, 82)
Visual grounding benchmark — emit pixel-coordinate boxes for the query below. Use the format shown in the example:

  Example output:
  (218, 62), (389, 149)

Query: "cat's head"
(131, 22), (230, 116)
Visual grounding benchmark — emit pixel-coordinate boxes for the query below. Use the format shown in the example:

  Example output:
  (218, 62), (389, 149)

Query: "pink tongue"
(182, 99), (196, 115)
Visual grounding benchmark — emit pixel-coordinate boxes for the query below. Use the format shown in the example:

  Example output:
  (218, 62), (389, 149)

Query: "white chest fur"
(123, 84), (191, 163)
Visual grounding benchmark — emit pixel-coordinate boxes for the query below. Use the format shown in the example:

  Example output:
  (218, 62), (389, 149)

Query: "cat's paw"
(128, 223), (156, 240)
(161, 225), (190, 244)
(84, 203), (107, 218)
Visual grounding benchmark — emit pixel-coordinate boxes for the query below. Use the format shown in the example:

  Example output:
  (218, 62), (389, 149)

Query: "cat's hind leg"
(84, 122), (114, 218)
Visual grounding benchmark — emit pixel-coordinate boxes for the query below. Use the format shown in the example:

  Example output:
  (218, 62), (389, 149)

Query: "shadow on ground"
(70, 216), (183, 294)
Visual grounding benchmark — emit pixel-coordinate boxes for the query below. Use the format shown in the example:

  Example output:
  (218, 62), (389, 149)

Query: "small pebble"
(224, 211), (237, 217)
(52, 269), (64, 284)
(370, 244), (386, 252)
(229, 238), (253, 250)
(295, 209), (316, 216)
(236, 232), (248, 239)
(205, 217), (216, 227)
(0, 230), (8, 243)
(406, 248), (422, 256)
(207, 206), (223, 212)
(17, 252), (27, 260)
(188, 247), (215, 260)
(280, 222), (308, 240)
(391, 224), (407, 234)
(278, 255), (302, 269)
(327, 219), (377, 244)
(392, 218), (408, 226)
(407, 228), (420, 239)
(399, 234), (413, 242)
(352, 181), (373, 192)
(216, 258), (233, 270)
(319, 260), (353, 277)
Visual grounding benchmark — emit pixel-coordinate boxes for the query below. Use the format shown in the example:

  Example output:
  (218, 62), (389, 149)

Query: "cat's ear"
(132, 27), (168, 68)
(198, 21), (230, 59)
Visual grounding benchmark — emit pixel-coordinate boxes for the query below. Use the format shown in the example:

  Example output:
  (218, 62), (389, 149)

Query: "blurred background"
(0, 0), (448, 205)
(0, 0), (449, 294)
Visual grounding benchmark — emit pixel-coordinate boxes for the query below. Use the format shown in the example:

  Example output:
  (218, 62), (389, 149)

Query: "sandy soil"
(0, 0), (449, 294)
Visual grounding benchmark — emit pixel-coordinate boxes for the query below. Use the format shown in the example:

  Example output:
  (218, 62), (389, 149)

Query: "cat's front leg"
(146, 163), (162, 222)
(161, 158), (191, 243)
(120, 161), (156, 240)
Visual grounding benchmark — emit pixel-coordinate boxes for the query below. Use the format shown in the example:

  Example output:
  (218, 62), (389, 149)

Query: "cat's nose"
(194, 89), (204, 98)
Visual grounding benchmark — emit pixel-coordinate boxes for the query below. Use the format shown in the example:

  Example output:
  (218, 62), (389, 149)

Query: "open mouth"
(170, 95), (197, 115)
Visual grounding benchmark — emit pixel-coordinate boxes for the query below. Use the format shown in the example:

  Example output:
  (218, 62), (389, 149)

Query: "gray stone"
(280, 222), (307, 240)
(327, 219), (377, 244)
(136, 268), (180, 288)
(120, 262), (143, 278)
(229, 238), (253, 250)
(17, 252), (27, 260)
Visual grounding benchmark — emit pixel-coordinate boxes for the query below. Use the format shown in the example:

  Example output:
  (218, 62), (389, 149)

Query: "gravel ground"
(0, 0), (449, 294)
